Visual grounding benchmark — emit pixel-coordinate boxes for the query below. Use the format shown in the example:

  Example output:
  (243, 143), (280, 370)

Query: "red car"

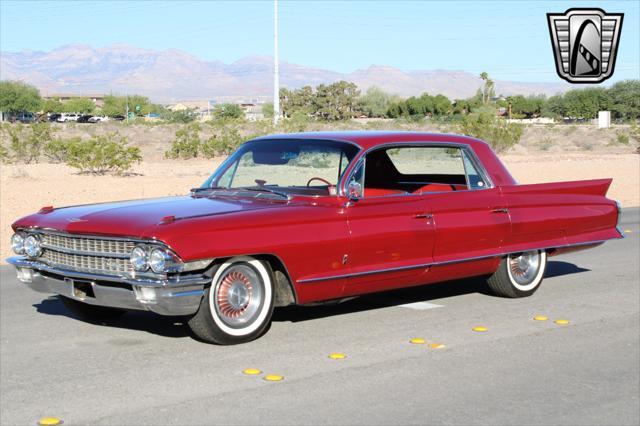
(8, 132), (623, 344)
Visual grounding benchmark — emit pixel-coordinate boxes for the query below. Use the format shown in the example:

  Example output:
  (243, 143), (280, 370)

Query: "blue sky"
(0, 0), (638, 83)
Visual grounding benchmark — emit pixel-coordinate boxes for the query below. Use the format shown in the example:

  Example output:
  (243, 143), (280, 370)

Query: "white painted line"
(398, 302), (444, 311)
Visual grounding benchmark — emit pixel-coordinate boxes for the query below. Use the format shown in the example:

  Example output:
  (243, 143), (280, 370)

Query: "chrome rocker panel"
(7, 256), (210, 316)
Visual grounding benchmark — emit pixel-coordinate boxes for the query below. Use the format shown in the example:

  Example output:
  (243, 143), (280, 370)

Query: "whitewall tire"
(487, 250), (547, 298)
(188, 256), (274, 345)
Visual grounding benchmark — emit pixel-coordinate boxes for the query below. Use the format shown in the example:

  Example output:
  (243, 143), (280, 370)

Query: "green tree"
(314, 81), (360, 121)
(0, 81), (42, 113)
(608, 80), (640, 119)
(262, 102), (275, 119)
(41, 98), (65, 113)
(562, 88), (610, 119)
(359, 87), (397, 117)
(459, 106), (523, 153)
(212, 103), (244, 120)
(479, 72), (495, 104)
(63, 97), (95, 114)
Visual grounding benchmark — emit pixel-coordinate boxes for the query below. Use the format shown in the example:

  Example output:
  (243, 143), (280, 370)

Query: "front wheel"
(188, 256), (274, 345)
(486, 250), (547, 298)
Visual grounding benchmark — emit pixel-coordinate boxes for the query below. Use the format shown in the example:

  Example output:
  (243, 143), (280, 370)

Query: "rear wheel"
(60, 296), (126, 321)
(487, 250), (547, 298)
(188, 256), (274, 345)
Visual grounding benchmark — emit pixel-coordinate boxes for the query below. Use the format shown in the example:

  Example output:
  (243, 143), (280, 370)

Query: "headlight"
(130, 246), (148, 271)
(23, 235), (42, 258)
(149, 248), (169, 273)
(11, 233), (25, 254)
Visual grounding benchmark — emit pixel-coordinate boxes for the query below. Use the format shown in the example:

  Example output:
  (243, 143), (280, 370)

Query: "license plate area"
(65, 278), (96, 299)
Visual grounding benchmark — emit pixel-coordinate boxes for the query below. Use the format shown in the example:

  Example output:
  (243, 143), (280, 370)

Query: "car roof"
(251, 131), (489, 151)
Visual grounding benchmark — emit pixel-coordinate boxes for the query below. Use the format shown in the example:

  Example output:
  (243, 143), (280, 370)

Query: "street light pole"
(273, 0), (280, 126)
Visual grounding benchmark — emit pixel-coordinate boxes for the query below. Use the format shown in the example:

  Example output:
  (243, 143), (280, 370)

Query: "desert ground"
(1, 123), (639, 263)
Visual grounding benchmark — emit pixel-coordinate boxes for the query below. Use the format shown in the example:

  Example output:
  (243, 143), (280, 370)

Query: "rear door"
(428, 148), (510, 263)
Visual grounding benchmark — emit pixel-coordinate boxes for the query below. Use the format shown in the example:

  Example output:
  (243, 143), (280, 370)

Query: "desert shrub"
(0, 142), (8, 163)
(165, 123), (201, 159)
(6, 123), (55, 163)
(65, 133), (141, 175)
(458, 107), (523, 153)
(281, 111), (311, 133)
(43, 137), (79, 162)
(616, 132), (630, 145)
(201, 127), (244, 157)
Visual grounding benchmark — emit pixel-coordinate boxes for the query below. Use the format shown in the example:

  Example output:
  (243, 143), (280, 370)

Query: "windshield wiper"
(190, 186), (225, 195)
(238, 186), (291, 199)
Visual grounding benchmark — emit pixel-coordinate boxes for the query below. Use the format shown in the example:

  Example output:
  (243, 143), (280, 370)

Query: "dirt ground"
(1, 153), (638, 263)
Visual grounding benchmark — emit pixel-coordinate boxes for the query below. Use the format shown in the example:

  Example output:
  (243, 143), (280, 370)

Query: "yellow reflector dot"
(263, 374), (284, 382)
(533, 315), (549, 321)
(429, 343), (445, 349)
(242, 368), (262, 376)
(472, 326), (488, 332)
(409, 338), (426, 344)
(328, 353), (346, 359)
(554, 319), (570, 325)
(38, 418), (62, 426)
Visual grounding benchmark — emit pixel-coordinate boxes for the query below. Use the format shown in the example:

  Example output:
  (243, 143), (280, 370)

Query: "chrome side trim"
(297, 238), (616, 284)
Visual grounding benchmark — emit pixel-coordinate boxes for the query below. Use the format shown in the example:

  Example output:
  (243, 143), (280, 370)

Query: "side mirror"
(347, 180), (363, 200)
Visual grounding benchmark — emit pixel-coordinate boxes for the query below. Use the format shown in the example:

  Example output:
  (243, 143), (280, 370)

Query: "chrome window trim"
(338, 142), (496, 198)
(297, 238), (616, 284)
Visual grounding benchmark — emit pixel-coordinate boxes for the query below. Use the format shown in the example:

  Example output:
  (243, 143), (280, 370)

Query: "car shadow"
(32, 296), (190, 339)
(545, 260), (591, 278)
(30, 260), (589, 334)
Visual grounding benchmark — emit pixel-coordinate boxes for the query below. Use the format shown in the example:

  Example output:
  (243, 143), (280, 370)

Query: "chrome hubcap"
(214, 264), (264, 328)
(509, 251), (541, 285)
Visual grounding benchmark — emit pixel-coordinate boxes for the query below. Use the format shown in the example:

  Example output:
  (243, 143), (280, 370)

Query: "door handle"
(491, 208), (509, 214)
(414, 213), (433, 219)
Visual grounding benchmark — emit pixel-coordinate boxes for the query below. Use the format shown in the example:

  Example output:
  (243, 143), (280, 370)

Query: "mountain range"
(0, 44), (571, 103)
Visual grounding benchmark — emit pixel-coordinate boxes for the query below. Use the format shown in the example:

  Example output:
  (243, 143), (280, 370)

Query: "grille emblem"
(547, 8), (623, 83)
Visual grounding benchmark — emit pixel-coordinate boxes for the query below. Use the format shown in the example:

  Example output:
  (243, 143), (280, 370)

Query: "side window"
(461, 150), (487, 189)
(360, 145), (489, 197)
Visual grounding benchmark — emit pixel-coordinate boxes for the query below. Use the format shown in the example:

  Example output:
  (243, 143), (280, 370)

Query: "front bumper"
(7, 256), (210, 316)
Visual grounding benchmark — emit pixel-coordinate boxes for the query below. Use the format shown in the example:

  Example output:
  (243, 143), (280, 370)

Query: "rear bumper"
(6, 256), (210, 316)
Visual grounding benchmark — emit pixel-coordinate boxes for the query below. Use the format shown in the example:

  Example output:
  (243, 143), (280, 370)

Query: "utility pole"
(273, 0), (280, 126)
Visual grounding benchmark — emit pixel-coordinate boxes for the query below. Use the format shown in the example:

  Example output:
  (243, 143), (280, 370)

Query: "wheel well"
(206, 254), (297, 307)
(254, 254), (297, 307)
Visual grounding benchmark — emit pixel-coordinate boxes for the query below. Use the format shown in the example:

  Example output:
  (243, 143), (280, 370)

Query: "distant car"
(88, 116), (109, 123)
(48, 113), (61, 122)
(111, 115), (126, 121)
(57, 113), (80, 122)
(11, 112), (35, 123)
(76, 115), (94, 123)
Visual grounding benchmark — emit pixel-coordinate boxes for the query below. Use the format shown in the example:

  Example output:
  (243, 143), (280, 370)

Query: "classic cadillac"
(8, 132), (623, 344)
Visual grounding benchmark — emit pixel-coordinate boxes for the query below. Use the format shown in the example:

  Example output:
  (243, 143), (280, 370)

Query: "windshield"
(202, 139), (360, 196)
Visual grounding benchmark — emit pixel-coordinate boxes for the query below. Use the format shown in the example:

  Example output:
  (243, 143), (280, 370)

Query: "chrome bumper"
(6, 256), (210, 316)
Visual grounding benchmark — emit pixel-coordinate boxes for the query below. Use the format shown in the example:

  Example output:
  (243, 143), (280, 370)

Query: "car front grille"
(35, 232), (135, 276)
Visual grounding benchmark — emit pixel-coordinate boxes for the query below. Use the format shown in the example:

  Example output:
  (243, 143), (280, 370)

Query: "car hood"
(12, 195), (287, 238)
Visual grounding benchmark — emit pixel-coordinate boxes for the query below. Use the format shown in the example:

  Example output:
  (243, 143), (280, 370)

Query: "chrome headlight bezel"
(23, 234), (42, 258)
(130, 244), (184, 274)
(130, 246), (149, 271)
(11, 233), (25, 255)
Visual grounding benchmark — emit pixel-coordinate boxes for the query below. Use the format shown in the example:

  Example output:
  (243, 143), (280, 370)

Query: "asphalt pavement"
(1, 209), (639, 425)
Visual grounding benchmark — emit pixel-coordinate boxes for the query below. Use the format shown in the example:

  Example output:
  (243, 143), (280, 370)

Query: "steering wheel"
(306, 177), (333, 187)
